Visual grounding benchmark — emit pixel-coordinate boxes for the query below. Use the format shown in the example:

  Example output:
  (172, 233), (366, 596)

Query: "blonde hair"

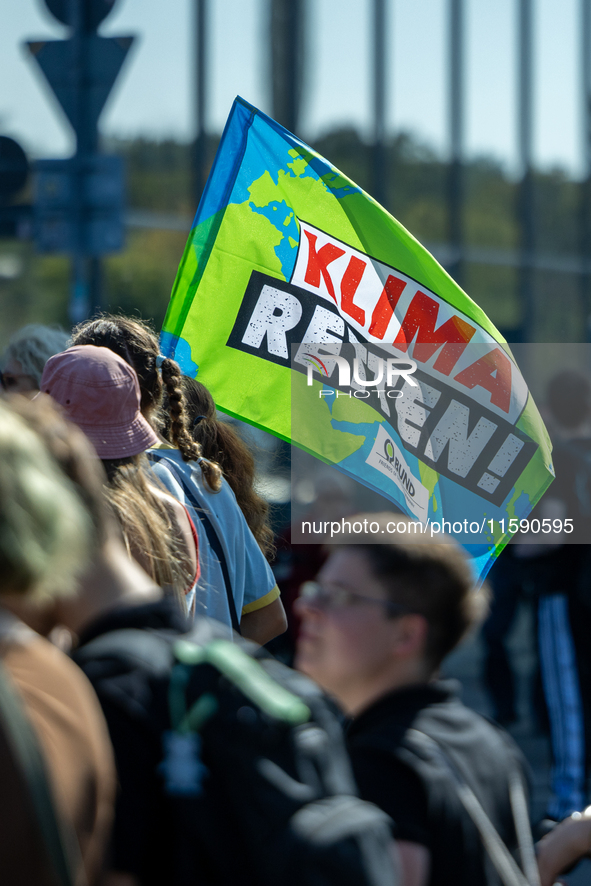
(2, 324), (70, 386)
(0, 399), (91, 601)
(101, 456), (191, 603)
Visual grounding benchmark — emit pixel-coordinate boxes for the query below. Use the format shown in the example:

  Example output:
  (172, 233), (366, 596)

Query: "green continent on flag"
(161, 96), (554, 581)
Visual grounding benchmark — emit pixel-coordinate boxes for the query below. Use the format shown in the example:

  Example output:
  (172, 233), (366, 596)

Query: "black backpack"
(74, 617), (396, 886)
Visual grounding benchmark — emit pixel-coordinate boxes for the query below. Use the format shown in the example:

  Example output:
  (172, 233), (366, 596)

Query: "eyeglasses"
(299, 581), (411, 618)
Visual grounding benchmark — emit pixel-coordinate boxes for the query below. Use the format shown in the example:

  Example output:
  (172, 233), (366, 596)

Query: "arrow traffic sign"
(26, 35), (134, 134)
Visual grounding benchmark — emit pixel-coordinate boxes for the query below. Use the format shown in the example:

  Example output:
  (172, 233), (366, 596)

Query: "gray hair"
(2, 324), (70, 386)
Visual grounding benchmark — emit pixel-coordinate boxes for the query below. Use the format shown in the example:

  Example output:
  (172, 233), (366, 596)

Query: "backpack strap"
(0, 660), (81, 886)
(149, 453), (241, 633)
(172, 638), (310, 727)
(404, 728), (540, 886)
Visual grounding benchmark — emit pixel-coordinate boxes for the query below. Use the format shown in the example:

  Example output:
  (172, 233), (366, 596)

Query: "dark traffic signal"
(0, 136), (31, 239)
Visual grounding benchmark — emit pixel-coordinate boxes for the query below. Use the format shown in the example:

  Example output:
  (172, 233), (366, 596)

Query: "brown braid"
(160, 358), (203, 464)
(72, 314), (222, 488)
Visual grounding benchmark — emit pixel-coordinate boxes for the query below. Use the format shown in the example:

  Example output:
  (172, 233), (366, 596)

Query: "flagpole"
(448, 0), (464, 287)
(371, 0), (388, 209)
(517, 0), (535, 342)
(193, 0), (208, 210)
(581, 0), (591, 341)
(270, 0), (304, 135)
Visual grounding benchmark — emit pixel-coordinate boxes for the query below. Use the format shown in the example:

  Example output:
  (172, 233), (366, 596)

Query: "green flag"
(161, 97), (554, 581)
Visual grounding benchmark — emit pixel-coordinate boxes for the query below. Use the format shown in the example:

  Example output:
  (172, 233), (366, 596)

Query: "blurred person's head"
(10, 393), (116, 551)
(546, 370), (591, 431)
(308, 471), (354, 521)
(294, 514), (483, 716)
(0, 399), (91, 604)
(1, 324), (70, 395)
(179, 376), (274, 557)
(9, 394), (161, 635)
(41, 345), (191, 598)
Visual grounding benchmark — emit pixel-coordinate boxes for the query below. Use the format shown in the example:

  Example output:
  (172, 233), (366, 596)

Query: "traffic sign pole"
(72, 0), (91, 321)
(26, 0), (133, 323)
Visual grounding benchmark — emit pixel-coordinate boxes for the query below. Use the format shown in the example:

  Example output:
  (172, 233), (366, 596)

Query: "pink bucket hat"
(41, 344), (160, 459)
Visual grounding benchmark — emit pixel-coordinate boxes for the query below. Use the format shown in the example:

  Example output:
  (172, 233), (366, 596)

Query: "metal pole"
(285, 0), (300, 134)
(448, 0), (464, 286)
(270, 0), (303, 134)
(581, 0), (591, 339)
(371, 0), (387, 207)
(193, 0), (208, 210)
(89, 257), (102, 315)
(517, 0), (534, 341)
(69, 0), (89, 324)
(68, 0), (103, 323)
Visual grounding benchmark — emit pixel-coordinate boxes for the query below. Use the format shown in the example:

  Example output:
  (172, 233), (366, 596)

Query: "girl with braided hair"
(72, 315), (220, 490)
(71, 315), (286, 645)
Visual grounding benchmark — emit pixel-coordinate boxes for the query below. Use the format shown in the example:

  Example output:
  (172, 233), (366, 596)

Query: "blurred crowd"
(1, 319), (591, 886)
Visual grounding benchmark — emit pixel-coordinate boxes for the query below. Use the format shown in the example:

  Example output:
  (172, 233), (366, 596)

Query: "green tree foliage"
(0, 129), (587, 347)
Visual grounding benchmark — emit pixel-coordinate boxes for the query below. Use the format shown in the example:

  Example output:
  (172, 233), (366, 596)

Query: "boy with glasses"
(295, 514), (533, 886)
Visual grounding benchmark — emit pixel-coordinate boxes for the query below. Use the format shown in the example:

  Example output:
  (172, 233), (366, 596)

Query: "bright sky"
(0, 0), (583, 176)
